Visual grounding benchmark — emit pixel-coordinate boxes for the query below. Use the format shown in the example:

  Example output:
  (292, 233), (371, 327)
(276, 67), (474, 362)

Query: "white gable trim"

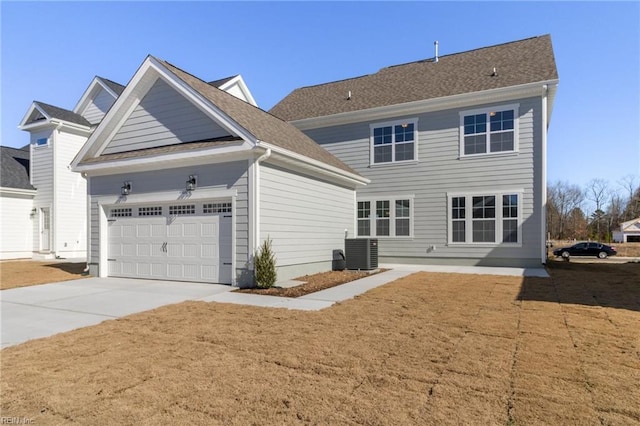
(18, 102), (50, 129)
(18, 103), (91, 134)
(74, 143), (253, 176)
(621, 217), (640, 231)
(217, 75), (258, 107)
(73, 77), (119, 115)
(71, 56), (258, 169)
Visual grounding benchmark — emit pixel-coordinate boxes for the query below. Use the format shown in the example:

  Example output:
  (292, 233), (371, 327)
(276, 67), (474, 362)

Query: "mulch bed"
(234, 269), (386, 298)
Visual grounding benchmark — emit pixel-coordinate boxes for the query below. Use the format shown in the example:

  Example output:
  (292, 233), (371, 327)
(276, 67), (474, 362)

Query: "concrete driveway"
(1, 277), (232, 349)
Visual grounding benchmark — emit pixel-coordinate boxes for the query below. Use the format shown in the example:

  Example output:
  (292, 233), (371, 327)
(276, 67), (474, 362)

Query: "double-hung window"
(370, 118), (417, 164)
(460, 104), (518, 157)
(357, 197), (413, 237)
(448, 192), (521, 245)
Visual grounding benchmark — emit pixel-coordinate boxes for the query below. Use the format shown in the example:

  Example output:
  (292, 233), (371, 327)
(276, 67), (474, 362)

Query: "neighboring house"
(16, 77), (125, 260)
(270, 35), (559, 268)
(0, 146), (36, 259)
(70, 56), (367, 286)
(613, 218), (640, 243)
(11, 74), (254, 262)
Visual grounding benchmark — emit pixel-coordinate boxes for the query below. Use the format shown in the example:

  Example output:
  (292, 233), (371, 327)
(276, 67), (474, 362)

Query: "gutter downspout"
(52, 122), (63, 258)
(541, 85), (548, 265)
(252, 147), (271, 263)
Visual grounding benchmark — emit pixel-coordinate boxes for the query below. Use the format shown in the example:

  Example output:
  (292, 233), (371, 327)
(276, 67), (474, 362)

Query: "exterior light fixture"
(186, 175), (197, 192)
(121, 181), (131, 196)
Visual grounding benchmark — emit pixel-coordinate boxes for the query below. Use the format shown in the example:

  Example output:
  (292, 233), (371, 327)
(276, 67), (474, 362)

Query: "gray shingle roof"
(99, 77), (125, 96)
(208, 76), (237, 88)
(158, 60), (359, 175)
(31, 102), (92, 127)
(0, 146), (34, 190)
(269, 35), (558, 121)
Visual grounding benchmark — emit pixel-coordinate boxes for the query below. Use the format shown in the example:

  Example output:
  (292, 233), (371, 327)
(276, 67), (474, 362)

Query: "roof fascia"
(73, 77), (119, 114)
(218, 75), (258, 106)
(18, 102), (50, 129)
(73, 141), (253, 175)
(256, 141), (369, 187)
(72, 56), (259, 169)
(291, 79), (560, 130)
(0, 187), (37, 196)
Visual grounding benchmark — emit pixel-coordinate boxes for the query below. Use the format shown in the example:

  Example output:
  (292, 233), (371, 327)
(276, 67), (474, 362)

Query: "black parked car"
(553, 242), (617, 259)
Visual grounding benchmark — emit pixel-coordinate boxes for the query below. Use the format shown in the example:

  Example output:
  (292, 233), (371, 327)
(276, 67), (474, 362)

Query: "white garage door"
(108, 201), (232, 284)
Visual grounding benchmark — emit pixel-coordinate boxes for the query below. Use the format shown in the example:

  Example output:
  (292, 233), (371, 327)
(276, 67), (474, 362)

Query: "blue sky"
(1, 1), (638, 190)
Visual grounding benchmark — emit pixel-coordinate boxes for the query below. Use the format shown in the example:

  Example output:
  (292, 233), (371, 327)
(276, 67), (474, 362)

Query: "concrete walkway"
(1, 277), (232, 349)
(1, 264), (547, 349)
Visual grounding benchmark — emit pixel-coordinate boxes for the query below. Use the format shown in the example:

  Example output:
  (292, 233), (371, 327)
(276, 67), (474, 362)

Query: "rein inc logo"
(0, 417), (34, 425)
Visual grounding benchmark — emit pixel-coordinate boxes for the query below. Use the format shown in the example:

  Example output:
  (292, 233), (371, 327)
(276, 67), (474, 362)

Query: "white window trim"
(459, 103), (519, 158)
(34, 137), (50, 148)
(369, 118), (418, 165)
(357, 195), (415, 238)
(447, 190), (523, 247)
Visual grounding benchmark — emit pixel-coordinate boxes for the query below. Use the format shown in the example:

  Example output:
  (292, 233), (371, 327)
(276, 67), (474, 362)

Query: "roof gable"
(160, 59), (357, 174)
(19, 101), (92, 130)
(73, 56), (359, 178)
(210, 75), (258, 106)
(0, 146), (34, 190)
(270, 35), (558, 122)
(101, 77), (237, 155)
(621, 217), (640, 231)
(74, 76), (124, 124)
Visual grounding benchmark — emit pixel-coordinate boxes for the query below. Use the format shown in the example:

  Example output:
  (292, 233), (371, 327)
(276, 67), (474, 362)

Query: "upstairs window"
(460, 105), (518, 157)
(34, 137), (49, 147)
(370, 119), (417, 164)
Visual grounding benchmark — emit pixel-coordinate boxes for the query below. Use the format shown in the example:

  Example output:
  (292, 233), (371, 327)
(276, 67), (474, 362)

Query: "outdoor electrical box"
(345, 238), (378, 270)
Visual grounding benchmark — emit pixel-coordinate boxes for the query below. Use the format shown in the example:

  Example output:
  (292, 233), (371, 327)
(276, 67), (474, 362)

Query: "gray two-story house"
(67, 35), (557, 287)
(270, 35), (559, 268)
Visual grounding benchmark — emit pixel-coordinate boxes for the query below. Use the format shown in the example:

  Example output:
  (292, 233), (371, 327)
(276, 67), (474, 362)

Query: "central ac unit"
(345, 238), (378, 270)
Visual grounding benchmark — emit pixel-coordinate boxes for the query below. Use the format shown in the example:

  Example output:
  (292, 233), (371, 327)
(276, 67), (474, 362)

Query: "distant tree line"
(547, 175), (640, 242)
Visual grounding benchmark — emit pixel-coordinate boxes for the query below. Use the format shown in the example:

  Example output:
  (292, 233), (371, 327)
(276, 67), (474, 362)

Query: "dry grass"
(1, 263), (639, 425)
(0, 261), (86, 290)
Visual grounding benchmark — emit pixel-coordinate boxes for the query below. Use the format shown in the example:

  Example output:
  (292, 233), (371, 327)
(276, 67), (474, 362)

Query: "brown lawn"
(0, 261), (86, 290)
(1, 262), (639, 425)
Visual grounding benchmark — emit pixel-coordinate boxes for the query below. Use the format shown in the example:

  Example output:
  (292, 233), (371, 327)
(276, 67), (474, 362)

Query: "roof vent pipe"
(434, 41), (439, 63)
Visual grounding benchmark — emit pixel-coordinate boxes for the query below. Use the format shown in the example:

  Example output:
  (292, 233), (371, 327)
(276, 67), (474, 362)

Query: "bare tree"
(586, 178), (610, 239)
(547, 181), (584, 240)
(619, 174), (640, 220)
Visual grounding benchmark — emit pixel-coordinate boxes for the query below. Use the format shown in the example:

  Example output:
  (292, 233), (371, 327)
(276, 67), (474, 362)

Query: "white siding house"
(613, 217), (640, 243)
(0, 147), (36, 259)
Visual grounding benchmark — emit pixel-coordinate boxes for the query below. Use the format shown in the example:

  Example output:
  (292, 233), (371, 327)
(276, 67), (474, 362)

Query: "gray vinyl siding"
(303, 97), (544, 267)
(103, 78), (231, 155)
(82, 88), (116, 125)
(259, 162), (355, 280)
(88, 161), (249, 280)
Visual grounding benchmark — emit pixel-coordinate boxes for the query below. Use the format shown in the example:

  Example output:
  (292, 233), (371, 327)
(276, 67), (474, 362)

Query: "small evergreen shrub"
(254, 237), (277, 288)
